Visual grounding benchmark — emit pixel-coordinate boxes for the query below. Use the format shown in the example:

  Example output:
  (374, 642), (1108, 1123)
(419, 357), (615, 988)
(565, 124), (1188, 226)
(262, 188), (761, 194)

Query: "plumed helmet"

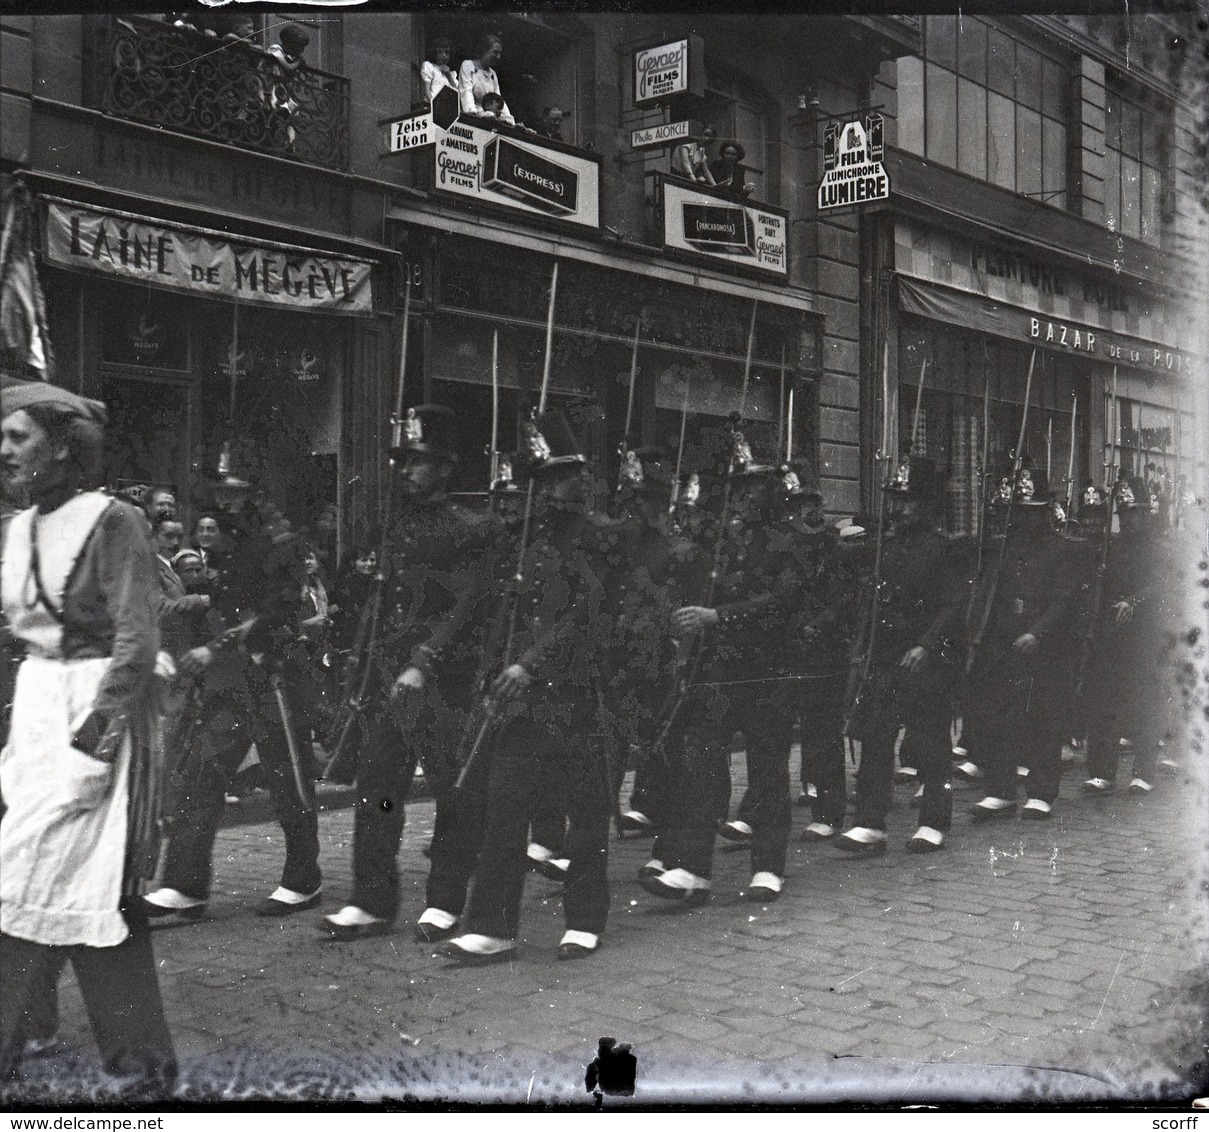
(392, 404), (459, 464)
(522, 410), (586, 475)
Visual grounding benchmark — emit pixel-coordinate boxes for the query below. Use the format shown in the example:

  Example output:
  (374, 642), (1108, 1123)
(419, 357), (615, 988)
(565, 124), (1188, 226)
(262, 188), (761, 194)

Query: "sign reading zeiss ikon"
(434, 123), (600, 229)
(661, 179), (788, 278)
(817, 114), (890, 211)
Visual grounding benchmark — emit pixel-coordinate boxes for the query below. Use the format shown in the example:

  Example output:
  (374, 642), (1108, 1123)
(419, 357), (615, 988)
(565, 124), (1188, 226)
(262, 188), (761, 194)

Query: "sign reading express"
(433, 123), (600, 229)
(44, 202), (374, 314)
(661, 179), (787, 278)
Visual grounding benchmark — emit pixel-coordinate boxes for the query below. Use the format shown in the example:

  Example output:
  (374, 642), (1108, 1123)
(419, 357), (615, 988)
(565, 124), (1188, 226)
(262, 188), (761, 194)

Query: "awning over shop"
(897, 274), (1197, 379)
(41, 196), (376, 316)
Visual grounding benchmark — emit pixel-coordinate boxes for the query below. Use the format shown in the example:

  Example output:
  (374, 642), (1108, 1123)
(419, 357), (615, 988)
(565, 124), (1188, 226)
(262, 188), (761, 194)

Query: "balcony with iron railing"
(90, 16), (350, 170)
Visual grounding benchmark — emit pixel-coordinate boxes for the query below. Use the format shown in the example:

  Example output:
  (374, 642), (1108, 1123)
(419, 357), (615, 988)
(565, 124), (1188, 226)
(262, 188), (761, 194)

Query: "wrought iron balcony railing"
(94, 16), (349, 170)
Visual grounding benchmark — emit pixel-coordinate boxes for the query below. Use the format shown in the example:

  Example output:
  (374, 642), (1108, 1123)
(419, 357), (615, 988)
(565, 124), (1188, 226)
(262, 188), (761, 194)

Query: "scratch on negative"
(1090, 951), (1126, 1030)
(527, 1073), (535, 1104)
(838, 967), (874, 987)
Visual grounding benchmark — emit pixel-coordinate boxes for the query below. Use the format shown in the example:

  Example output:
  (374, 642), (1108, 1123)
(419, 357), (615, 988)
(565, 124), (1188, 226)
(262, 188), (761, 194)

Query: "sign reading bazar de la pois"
(44, 201), (375, 314)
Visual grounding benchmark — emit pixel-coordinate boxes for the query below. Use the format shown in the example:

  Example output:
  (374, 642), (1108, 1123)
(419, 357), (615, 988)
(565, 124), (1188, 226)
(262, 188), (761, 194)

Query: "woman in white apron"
(0, 377), (175, 1092)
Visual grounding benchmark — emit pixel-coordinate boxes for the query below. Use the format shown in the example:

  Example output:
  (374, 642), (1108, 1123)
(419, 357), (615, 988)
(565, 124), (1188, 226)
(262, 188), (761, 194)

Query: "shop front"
(884, 218), (1201, 535)
(35, 195), (389, 557)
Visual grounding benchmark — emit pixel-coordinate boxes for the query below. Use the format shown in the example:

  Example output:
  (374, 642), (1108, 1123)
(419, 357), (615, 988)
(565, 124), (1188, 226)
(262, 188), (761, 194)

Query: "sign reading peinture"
(632, 35), (705, 105)
(384, 110), (434, 154)
(433, 123), (600, 229)
(818, 115), (889, 211)
(661, 179), (788, 277)
(631, 120), (691, 149)
(44, 201), (374, 314)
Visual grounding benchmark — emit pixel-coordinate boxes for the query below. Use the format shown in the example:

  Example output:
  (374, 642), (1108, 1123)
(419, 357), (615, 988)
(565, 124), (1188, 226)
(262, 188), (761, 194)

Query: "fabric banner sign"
(898, 275), (1197, 377)
(43, 200), (375, 315)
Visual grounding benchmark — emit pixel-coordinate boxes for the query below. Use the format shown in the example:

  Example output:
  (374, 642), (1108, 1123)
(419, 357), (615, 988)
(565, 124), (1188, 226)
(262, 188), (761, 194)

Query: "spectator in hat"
(710, 141), (754, 199)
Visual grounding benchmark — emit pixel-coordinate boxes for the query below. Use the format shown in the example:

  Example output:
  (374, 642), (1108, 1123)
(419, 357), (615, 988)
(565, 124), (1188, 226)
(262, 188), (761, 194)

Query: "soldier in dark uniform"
(965, 466), (1086, 822)
(144, 490), (323, 919)
(836, 457), (965, 854)
(1081, 479), (1171, 795)
(642, 428), (805, 904)
(322, 405), (499, 940)
(445, 412), (614, 963)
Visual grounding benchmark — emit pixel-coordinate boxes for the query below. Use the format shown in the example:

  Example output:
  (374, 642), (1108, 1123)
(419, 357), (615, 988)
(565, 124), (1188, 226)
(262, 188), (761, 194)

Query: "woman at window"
(671, 126), (718, 186)
(711, 141), (754, 200)
(421, 35), (458, 103)
(0, 376), (175, 1091)
(459, 34), (514, 125)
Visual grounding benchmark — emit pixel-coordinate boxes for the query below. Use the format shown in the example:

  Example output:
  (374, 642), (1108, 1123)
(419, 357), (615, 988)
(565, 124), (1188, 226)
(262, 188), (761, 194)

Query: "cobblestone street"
(11, 749), (1208, 1107)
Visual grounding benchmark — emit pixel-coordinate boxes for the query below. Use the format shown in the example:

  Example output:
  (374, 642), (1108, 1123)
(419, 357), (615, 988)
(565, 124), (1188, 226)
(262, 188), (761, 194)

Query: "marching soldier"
(445, 411), (615, 964)
(322, 405), (499, 940)
(642, 426), (805, 905)
(965, 466), (1086, 822)
(837, 457), (965, 854)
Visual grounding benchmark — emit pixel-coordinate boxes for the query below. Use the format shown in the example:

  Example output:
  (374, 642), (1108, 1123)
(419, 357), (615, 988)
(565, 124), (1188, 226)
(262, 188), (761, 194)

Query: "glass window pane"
(927, 16), (957, 68)
(1121, 100), (1141, 158)
(1015, 44), (1042, 110)
(1104, 142), (1121, 231)
(1121, 155), (1141, 238)
(987, 27), (1014, 95)
(957, 17), (987, 83)
(1016, 105), (1042, 197)
(926, 62), (957, 168)
(897, 55), (925, 155)
(957, 77), (987, 178)
(1043, 117), (1067, 209)
(1141, 108), (1165, 166)
(987, 90), (1016, 189)
(1042, 57), (1068, 120)
(1105, 93), (1121, 150)
(1141, 162), (1161, 243)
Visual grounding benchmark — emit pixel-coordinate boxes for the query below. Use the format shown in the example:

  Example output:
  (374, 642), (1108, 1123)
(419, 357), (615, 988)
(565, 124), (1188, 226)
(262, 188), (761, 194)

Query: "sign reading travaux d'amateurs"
(661, 179), (788, 278)
(44, 201), (374, 314)
(817, 114), (890, 211)
(433, 121), (600, 229)
(632, 35), (705, 104)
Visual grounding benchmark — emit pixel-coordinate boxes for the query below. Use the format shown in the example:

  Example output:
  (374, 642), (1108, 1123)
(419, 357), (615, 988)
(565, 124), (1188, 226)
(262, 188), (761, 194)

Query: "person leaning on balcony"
(459, 34), (515, 126)
(421, 35), (458, 103)
(710, 141), (755, 200)
(671, 126), (718, 186)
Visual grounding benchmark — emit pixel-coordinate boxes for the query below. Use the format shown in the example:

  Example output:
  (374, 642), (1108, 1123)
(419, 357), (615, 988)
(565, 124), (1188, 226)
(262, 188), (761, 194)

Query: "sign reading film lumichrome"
(632, 35), (706, 105)
(817, 114), (889, 211)
(433, 122), (600, 229)
(661, 178), (788, 278)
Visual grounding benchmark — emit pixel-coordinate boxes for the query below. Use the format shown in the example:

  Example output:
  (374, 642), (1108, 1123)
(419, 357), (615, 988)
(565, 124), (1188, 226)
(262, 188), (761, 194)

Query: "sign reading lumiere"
(432, 122), (601, 229)
(44, 200), (375, 314)
(660, 177), (788, 278)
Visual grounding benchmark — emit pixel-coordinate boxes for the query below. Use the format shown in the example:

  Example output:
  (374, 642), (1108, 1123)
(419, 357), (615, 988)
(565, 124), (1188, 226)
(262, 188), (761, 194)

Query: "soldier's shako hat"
(523, 411), (586, 475)
(885, 455), (940, 502)
(1114, 476), (1138, 509)
(393, 404), (459, 464)
(726, 415), (777, 477)
(618, 438), (675, 495)
(779, 459), (823, 508)
(991, 461), (1047, 507)
(491, 452), (523, 494)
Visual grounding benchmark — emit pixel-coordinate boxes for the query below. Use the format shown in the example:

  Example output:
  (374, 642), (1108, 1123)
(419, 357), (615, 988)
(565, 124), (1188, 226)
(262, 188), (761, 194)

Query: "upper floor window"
(1104, 77), (1167, 244)
(898, 18), (1070, 209)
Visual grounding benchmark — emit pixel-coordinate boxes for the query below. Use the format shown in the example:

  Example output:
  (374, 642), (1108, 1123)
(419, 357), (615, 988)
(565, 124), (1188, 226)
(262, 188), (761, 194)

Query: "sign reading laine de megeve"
(44, 201), (375, 315)
(434, 122), (600, 229)
(817, 115), (889, 211)
(632, 35), (705, 104)
(661, 179), (788, 278)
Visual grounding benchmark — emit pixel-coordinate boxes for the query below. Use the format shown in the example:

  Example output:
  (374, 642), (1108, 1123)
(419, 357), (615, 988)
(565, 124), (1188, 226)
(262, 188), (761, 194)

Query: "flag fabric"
(0, 178), (54, 380)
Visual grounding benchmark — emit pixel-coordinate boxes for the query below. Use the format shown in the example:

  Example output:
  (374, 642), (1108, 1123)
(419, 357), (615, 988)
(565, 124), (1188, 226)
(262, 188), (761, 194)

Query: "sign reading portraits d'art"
(44, 201), (375, 315)
(661, 179), (788, 278)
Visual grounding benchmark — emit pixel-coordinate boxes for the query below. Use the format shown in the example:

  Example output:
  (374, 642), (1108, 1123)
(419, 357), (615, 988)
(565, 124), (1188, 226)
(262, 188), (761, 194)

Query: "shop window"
(421, 15), (586, 145)
(897, 17), (1069, 210)
(701, 68), (777, 203)
(1104, 78), (1168, 244)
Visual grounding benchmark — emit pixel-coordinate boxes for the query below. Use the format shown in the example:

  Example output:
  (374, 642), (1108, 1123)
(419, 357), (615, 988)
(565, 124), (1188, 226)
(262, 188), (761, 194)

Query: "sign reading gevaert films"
(631, 120), (691, 149)
(818, 114), (889, 211)
(45, 201), (375, 314)
(632, 35), (705, 104)
(385, 110), (434, 153)
(661, 179), (788, 278)
(434, 122), (600, 229)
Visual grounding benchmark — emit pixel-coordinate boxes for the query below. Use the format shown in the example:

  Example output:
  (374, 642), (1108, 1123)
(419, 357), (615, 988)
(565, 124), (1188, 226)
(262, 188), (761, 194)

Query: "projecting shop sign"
(817, 114), (890, 211)
(661, 179), (788, 278)
(384, 110), (434, 153)
(632, 35), (705, 104)
(433, 122), (600, 229)
(631, 120), (691, 149)
(44, 200), (375, 314)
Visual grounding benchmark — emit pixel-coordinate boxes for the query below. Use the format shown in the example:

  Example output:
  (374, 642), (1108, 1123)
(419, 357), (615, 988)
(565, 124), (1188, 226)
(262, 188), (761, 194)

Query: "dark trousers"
(0, 902), (176, 1088)
(797, 673), (848, 826)
(662, 681), (795, 879)
(463, 707), (613, 940)
(162, 672), (319, 901)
